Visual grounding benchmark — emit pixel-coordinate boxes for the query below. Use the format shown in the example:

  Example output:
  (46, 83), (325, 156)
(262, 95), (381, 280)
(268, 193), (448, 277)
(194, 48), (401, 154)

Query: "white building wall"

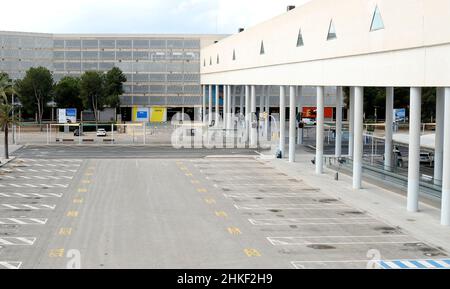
(200, 0), (450, 87)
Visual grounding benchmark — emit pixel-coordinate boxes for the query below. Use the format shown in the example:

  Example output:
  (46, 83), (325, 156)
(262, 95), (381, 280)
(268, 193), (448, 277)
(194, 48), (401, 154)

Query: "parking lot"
(1, 147), (450, 269)
(0, 158), (83, 269)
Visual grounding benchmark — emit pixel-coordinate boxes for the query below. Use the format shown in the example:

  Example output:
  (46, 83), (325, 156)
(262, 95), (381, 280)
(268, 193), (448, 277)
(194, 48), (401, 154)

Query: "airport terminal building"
(0, 31), (224, 120)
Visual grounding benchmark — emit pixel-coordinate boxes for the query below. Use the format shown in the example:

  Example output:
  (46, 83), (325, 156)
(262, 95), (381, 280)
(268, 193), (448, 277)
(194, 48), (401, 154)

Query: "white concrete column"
(250, 85), (257, 147)
(407, 87), (422, 212)
(385, 87), (394, 170)
(245, 85), (250, 144)
(316, 86), (325, 174)
(279, 86), (286, 157)
(208, 85), (212, 125)
(223, 85), (227, 129)
(239, 86), (244, 116)
(265, 86), (270, 138)
(215, 85), (219, 126)
(435, 88), (445, 185)
(353, 87), (364, 189)
(227, 85), (232, 130)
(335, 86), (343, 157)
(231, 86), (236, 115)
(349, 87), (355, 157)
(289, 86), (297, 163)
(202, 85), (206, 123)
(297, 87), (303, 145)
(441, 87), (450, 226)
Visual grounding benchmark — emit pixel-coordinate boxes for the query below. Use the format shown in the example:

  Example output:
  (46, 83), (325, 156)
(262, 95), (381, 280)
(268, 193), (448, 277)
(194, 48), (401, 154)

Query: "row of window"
(52, 50), (200, 61)
(53, 39), (200, 49)
(204, 5), (385, 66)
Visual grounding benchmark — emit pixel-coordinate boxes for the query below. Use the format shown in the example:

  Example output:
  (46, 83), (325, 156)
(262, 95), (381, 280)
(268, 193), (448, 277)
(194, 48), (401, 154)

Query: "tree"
(0, 73), (18, 159)
(79, 71), (105, 124)
(53, 76), (83, 113)
(104, 67), (126, 109)
(15, 67), (53, 128)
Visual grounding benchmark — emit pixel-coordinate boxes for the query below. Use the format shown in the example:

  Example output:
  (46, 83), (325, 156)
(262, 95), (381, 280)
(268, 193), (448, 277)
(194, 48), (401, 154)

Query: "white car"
(302, 118), (316, 125)
(96, 129), (107, 137)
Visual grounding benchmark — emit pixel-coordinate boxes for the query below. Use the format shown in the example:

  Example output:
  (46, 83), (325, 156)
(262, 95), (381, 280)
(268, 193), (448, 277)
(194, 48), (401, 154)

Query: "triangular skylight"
(370, 6), (384, 31)
(296, 29), (304, 47)
(232, 49), (236, 61)
(260, 41), (265, 55)
(327, 19), (337, 40)
(217, 54), (219, 64)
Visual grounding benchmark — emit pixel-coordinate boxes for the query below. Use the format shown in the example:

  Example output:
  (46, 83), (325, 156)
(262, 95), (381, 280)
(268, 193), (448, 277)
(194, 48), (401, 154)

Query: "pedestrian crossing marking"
(0, 237), (36, 245)
(0, 218), (47, 225)
(0, 261), (22, 269)
(379, 259), (450, 269)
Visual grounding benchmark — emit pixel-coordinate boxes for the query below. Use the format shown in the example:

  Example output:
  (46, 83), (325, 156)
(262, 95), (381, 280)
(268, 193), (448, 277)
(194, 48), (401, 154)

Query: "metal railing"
(324, 155), (442, 199)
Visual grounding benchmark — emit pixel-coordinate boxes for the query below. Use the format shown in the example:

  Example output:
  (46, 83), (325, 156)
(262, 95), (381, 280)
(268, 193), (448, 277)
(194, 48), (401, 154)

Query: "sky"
(0, 0), (311, 34)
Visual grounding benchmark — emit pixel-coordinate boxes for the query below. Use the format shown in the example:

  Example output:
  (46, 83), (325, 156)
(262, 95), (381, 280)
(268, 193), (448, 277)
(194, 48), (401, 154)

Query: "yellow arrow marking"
(244, 248), (261, 257)
(227, 227), (242, 235)
(215, 211), (228, 218)
(49, 248), (65, 258)
(58, 228), (72, 236)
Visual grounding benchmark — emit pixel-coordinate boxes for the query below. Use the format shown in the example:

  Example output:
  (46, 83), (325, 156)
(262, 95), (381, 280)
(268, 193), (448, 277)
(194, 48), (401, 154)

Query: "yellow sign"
(150, 107), (166, 123)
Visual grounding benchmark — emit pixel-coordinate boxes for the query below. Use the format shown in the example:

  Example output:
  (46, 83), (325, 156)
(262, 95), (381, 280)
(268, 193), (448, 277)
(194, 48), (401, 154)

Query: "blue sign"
(66, 108), (77, 117)
(394, 108), (406, 122)
(137, 111), (148, 118)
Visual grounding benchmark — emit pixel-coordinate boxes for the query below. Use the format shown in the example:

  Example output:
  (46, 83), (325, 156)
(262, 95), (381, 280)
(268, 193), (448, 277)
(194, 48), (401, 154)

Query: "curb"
(0, 156), (16, 167)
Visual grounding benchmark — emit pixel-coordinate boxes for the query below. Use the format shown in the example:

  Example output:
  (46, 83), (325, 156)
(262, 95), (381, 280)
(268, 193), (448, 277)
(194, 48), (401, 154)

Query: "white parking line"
(234, 203), (350, 210)
(0, 261), (22, 269)
(224, 192), (325, 198)
(266, 235), (417, 246)
(0, 192), (62, 198)
(248, 217), (377, 226)
(0, 237), (36, 245)
(0, 218), (47, 225)
(0, 204), (56, 210)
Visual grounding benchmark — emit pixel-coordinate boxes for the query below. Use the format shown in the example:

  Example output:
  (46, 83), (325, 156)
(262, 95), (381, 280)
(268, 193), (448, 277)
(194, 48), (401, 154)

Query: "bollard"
(334, 172), (339, 181)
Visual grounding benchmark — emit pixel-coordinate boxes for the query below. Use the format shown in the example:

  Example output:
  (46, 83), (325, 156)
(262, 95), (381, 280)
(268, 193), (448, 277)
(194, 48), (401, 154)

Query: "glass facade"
(1, 31), (222, 108)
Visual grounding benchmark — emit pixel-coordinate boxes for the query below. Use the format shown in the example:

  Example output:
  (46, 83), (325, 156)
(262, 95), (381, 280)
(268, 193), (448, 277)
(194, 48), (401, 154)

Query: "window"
(232, 49), (236, 61)
(203, 59), (206, 67)
(260, 41), (265, 55)
(216, 54), (219, 64)
(327, 19), (337, 40)
(210, 57), (212, 65)
(370, 6), (384, 31)
(296, 29), (304, 47)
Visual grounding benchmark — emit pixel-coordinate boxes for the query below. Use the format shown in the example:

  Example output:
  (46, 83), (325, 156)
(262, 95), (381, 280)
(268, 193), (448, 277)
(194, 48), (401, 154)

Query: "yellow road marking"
(73, 198), (84, 204)
(185, 173), (193, 177)
(191, 180), (200, 184)
(82, 180), (91, 184)
(244, 248), (261, 257)
(197, 188), (207, 193)
(78, 188), (87, 193)
(85, 172), (93, 176)
(66, 211), (79, 217)
(179, 167), (188, 171)
(58, 228), (72, 236)
(49, 248), (65, 257)
(215, 211), (228, 218)
(204, 198), (216, 204)
(227, 227), (242, 235)
(176, 162), (183, 165)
